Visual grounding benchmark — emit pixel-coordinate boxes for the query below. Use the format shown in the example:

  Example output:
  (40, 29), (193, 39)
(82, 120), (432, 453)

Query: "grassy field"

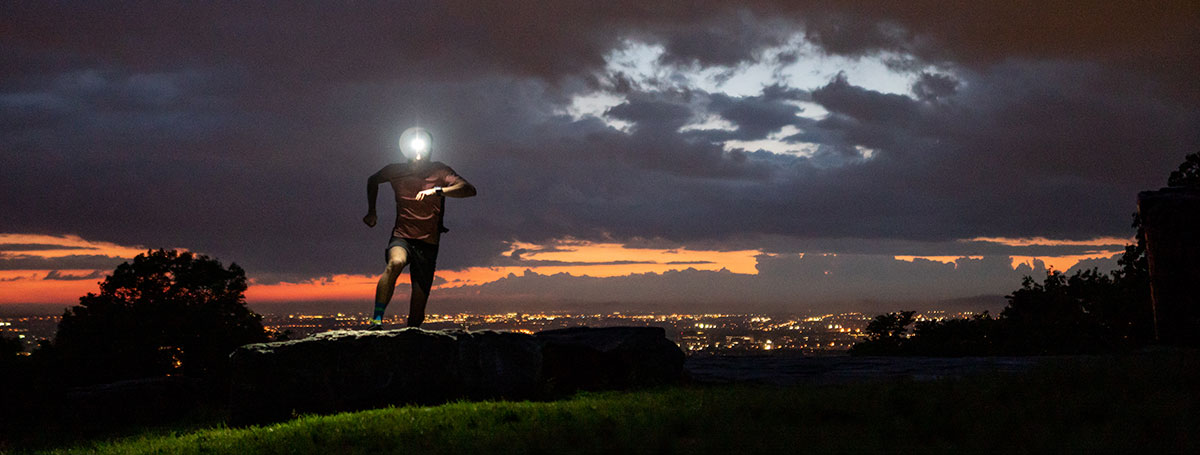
(25, 349), (1200, 454)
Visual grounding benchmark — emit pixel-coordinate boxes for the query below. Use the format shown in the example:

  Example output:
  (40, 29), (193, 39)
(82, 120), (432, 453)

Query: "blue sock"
(372, 303), (387, 324)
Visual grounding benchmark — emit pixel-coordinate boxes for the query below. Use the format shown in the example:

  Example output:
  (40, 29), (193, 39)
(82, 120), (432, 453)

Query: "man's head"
(399, 127), (433, 162)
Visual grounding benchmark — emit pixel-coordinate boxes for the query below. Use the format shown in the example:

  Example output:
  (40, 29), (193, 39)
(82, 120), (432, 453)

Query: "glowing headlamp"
(399, 127), (433, 160)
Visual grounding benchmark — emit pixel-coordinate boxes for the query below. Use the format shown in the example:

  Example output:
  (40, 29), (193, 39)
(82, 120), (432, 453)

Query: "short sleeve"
(439, 164), (462, 187)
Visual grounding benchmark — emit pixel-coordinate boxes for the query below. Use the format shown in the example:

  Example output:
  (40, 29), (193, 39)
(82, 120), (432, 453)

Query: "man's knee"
(383, 258), (408, 276)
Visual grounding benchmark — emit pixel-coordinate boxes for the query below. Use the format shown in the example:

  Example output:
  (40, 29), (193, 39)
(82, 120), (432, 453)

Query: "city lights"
(3, 310), (980, 355)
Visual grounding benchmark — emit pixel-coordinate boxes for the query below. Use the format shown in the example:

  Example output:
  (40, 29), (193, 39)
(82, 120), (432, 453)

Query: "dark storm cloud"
(653, 9), (797, 68)
(494, 258), (663, 268)
(0, 244), (93, 252)
(811, 73), (920, 126)
(793, 2), (1200, 101)
(701, 88), (808, 141)
(911, 72), (958, 102)
(0, 255), (128, 272)
(1, 1), (1197, 290)
(43, 270), (106, 281)
(666, 235), (1130, 258)
(606, 98), (693, 132)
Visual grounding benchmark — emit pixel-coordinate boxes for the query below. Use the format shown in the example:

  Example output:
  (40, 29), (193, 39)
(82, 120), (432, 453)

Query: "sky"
(2, 1), (1198, 316)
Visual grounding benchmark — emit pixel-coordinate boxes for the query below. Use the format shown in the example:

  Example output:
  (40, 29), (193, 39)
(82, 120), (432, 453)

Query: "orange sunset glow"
(894, 236), (1132, 271)
(246, 241), (763, 302)
(0, 233), (151, 258)
(2, 232), (1138, 305)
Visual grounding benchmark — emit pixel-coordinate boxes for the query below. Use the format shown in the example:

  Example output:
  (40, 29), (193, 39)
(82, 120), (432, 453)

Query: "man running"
(363, 132), (476, 328)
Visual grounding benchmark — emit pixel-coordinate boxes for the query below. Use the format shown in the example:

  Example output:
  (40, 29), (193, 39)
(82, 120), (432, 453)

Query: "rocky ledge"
(228, 326), (684, 425)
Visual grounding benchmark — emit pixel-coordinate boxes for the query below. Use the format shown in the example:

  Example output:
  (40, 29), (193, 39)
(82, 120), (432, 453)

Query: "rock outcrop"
(537, 326), (686, 395)
(229, 329), (541, 425)
(1138, 186), (1200, 345)
(228, 326), (684, 425)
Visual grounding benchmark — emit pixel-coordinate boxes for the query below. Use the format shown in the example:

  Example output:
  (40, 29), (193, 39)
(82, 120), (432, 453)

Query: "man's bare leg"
(372, 246), (409, 326)
(408, 283), (429, 327)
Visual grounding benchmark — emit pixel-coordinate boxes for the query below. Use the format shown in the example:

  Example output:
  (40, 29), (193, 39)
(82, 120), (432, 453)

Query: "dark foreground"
(24, 348), (1198, 454)
(685, 352), (1043, 385)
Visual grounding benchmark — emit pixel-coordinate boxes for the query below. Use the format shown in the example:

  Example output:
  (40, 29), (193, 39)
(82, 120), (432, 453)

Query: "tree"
(1166, 152), (1200, 187)
(906, 312), (1000, 356)
(1001, 270), (1125, 354)
(848, 311), (915, 355)
(53, 249), (269, 385)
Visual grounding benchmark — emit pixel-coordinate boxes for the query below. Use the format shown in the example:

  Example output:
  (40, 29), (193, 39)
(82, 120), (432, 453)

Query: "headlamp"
(399, 127), (433, 161)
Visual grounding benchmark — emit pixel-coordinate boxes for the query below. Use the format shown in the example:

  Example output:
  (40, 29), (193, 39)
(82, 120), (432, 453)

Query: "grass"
(25, 349), (1200, 454)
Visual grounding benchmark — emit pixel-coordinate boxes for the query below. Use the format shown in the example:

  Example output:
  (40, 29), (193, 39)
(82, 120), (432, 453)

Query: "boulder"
(228, 328), (541, 425)
(227, 326), (686, 425)
(536, 326), (686, 395)
(1139, 187), (1200, 345)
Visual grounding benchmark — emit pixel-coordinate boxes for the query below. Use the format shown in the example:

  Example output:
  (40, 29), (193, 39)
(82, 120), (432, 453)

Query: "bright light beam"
(399, 127), (433, 160)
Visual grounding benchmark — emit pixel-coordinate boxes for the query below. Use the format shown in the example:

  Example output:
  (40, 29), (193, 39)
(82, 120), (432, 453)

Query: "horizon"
(0, 294), (1011, 319)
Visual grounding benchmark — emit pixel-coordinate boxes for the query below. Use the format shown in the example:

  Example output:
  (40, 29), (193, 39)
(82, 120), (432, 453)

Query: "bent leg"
(373, 246), (409, 323)
(408, 283), (429, 327)
(406, 242), (439, 328)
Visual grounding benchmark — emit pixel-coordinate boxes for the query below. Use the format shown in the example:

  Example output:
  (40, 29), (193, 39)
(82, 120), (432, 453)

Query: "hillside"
(35, 349), (1199, 454)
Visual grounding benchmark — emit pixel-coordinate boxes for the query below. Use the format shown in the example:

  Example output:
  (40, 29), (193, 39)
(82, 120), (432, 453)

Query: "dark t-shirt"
(376, 161), (462, 243)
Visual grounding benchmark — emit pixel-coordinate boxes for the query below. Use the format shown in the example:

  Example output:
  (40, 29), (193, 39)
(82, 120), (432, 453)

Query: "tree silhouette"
(1166, 152), (1200, 187)
(906, 312), (1000, 356)
(54, 249), (269, 385)
(1002, 270), (1122, 354)
(848, 311), (915, 355)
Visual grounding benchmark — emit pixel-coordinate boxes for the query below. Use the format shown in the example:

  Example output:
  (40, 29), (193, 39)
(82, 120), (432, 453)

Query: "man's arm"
(364, 168), (388, 227)
(415, 177), (476, 200)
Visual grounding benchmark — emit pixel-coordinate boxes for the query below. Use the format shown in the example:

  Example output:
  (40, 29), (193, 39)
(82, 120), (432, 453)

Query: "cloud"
(435, 252), (1072, 313)
(0, 273), (39, 283)
(0, 254), (128, 271)
(43, 270), (106, 281)
(0, 244), (93, 252)
(1, 1), (1196, 301)
(911, 72), (958, 102)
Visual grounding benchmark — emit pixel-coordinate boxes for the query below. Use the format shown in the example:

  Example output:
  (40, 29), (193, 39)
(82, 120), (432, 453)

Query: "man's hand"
(363, 212), (377, 227)
(415, 187), (440, 201)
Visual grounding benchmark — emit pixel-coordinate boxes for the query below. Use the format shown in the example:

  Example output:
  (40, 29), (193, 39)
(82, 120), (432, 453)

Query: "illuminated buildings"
(2, 310), (980, 355)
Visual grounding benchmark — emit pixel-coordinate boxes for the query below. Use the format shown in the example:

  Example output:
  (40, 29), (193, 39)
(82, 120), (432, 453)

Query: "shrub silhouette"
(1166, 152), (1200, 187)
(1002, 270), (1127, 354)
(906, 312), (1002, 356)
(53, 249), (269, 385)
(848, 311), (914, 355)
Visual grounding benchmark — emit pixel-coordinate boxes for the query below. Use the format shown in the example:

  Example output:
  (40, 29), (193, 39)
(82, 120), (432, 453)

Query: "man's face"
(402, 129), (432, 162)
(410, 137), (428, 160)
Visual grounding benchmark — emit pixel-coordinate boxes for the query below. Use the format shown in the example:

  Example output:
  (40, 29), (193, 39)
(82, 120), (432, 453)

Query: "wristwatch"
(434, 187), (443, 196)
